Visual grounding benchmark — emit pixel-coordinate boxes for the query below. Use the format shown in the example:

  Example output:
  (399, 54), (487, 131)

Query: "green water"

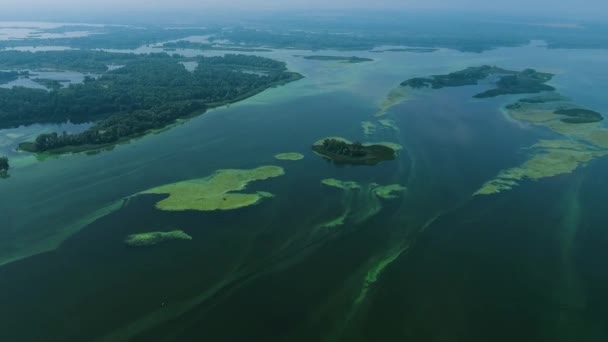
(1, 42), (608, 341)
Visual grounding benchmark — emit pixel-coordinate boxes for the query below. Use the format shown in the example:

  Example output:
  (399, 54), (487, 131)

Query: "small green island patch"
(300, 55), (373, 64)
(313, 137), (396, 165)
(274, 152), (304, 161)
(555, 108), (603, 124)
(124, 230), (192, 247)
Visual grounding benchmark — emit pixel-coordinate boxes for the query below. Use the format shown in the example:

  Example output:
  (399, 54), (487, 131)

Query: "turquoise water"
(1, 41), (608, 341)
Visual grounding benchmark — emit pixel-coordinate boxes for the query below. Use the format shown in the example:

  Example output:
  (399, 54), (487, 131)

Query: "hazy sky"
(3, 0), (607, 18)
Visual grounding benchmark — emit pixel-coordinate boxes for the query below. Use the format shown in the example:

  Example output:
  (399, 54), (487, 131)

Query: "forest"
(0, 52), (302, 153)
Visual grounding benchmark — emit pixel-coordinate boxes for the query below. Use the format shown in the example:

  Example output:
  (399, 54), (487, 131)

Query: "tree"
(0, 156), (9, 172)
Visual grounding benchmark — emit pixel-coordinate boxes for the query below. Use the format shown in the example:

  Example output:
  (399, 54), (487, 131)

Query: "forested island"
(0, 51), (303, 154)
(312, 138), (396, 165)
(300, 55), (373, 63)
(401, 65), (555, 98)
(555, 108), (603, 124)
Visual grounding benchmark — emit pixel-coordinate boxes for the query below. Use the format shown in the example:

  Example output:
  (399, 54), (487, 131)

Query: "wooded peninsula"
(0, 51), (302, 154)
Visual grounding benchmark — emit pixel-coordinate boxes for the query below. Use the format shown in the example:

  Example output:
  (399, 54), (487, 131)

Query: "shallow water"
(1, 28), (608, 341)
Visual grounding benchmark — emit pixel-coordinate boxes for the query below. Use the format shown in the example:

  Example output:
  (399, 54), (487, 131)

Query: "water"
(0, 27), (608, 341)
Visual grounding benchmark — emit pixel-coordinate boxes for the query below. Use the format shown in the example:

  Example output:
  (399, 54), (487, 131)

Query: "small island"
(312, 138), (396, 165)
(301, 55), (373, 64)
(400, 65), (555, 98)
(555, 108), (603, 124)
(0, 156), (9, 178)
(124, 230), (192, 247)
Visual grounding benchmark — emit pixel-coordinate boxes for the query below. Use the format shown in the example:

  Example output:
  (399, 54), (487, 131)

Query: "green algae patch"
(378, 119), (399, 131)
(322, 178), (361, 190)
(375, 86), (413, 117)
(274, 152), (304, 161)
(124, 230), (192, 247)
(361, 121), (377, 135)
(140, 166), (284, 211)
(372, 184), (407, 199)
(475, 143), (608, 196)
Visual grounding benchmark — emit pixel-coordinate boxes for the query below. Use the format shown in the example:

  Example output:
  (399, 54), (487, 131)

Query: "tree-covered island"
(400, 65), (555, 98)
(312, 138), (396, 165)
(0, 51), (303, 154)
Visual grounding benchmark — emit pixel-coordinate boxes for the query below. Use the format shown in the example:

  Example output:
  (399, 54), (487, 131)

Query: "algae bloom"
(274, 153), (304, 161)
(124, 230), (192, 247)
(140, 166), (285, 211)
(372, 184), (407, 199)
(321, 178), (361, 190)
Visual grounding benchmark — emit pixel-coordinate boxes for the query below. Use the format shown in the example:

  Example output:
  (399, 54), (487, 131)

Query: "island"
(300, 55), (373, 64)
(0, 156), (8, 178)
(312, 138), (396, 165)
(555, 108), (603, 124)
(400, 65), (555, 98)
(1, 51), (303, 155)
(124, 230), (192, 247)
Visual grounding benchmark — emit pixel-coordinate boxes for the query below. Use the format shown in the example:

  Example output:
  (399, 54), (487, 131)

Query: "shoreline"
(18, 72), (304, 156)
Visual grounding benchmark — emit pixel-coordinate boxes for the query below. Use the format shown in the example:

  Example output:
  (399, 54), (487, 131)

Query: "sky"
(2, 0), (607, 19)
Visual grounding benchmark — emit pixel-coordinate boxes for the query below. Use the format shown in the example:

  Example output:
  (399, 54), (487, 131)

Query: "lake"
(0, 26), (608, 341)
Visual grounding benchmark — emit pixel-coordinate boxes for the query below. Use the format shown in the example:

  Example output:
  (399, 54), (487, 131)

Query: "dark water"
(1, 43), (608, 341)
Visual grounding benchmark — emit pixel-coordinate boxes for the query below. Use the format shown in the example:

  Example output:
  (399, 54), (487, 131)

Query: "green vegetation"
(372, 184), (407, 199)
(401, 65), (512, 89)
(321, 178), (361, 190)
(0, 52), (302, 154)
(361, 121), (377, 135)
(0, 26), (216, 50)
(474, 69), (555, 98)
(301, 55), (373, 63)
(124, 230), (192, 247)
(161, 40), (272, 52)
(32, 78), (64, 90)
(274, 153), (304, 161)
(0, 71), (29, 84)
(0, 156), (8, 178)
(139, 166), (284, 211)
(400, 66), (555, 99)
(372, 48), (437, 53)
(313, 138), (396, 165)
(0, 50), (147, 72)
(555, 108), (603, 124)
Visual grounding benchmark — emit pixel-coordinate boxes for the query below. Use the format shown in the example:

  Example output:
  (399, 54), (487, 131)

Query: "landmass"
(160, 40), (272, 52)
(400, 65), (555, 98)
(555, 108), (603, 124)
(138, 166), (284, 211)
(124, 230), (192, 247)
(0, 71), (30, 85)
(300, 55), (373, 63)
(32, 78), (64, 90)
(371, 48), (437, 53)
(312, 137), (396, 165)
(2, 51), (303, 154)
(0, 156), (9, 178)
(274, 153), (304, 161)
